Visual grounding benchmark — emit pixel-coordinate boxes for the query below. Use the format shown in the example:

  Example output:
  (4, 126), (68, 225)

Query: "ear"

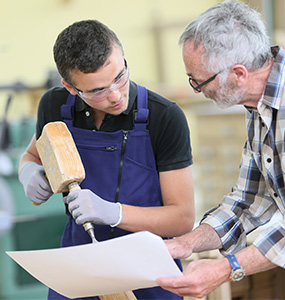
(61, 79), (77, 95)
(230, 64), (248, 87)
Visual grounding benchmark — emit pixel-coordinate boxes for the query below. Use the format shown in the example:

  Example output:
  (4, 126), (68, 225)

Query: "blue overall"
(48, 85), (182, 300)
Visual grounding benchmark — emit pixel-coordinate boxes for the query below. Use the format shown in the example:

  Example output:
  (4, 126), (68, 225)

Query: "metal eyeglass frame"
(72, 59), (129, 102)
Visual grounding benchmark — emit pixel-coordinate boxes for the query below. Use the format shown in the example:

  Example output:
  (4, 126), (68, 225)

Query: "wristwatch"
(226, 254), (245, 281)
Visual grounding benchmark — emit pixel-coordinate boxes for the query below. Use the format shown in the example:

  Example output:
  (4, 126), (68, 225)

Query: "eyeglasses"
(72, 59), (129, 102)
(188, 69), (226, 93)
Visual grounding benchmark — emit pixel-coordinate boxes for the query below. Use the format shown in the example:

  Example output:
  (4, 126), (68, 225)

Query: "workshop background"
(0, 1), (285, 299)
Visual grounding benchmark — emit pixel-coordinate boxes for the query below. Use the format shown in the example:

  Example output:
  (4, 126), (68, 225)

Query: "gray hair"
(179, 0), (272, 73)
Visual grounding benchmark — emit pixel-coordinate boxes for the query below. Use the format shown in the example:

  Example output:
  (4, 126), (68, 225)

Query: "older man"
(157, 0), (285, 298)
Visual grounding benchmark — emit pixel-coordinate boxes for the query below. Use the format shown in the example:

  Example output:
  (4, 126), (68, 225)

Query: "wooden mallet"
(36, 121), (137, 300)
(36, 121), (96, 243)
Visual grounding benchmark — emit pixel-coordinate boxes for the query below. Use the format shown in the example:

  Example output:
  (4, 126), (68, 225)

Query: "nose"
(193, 87), (201, 94)
(106, 89), (121, 102)
(189, 80), (201, 93)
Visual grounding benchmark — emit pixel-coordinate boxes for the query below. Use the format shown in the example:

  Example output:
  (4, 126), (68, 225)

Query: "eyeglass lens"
(77, 61), (129, 102)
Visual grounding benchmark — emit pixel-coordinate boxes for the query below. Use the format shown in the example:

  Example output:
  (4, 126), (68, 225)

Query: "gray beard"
(204, 82), (245, 109)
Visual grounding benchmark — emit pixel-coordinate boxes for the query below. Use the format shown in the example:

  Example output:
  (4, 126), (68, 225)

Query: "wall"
(0, 0), (216, 119)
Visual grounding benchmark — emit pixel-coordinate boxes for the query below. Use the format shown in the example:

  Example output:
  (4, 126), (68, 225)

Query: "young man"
(156, 0), (285, 298)
(18, 20), (195, 299)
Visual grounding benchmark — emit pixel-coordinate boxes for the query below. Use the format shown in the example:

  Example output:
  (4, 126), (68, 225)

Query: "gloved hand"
(64, 189), (123, 227)
(18, 161), (53, 205)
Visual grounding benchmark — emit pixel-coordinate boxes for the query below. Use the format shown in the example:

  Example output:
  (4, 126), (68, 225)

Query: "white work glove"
(18, 162), (53, 205)
(64, 189), (123, 227)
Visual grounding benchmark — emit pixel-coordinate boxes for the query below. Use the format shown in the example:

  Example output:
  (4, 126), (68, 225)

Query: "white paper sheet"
(6, 231), (182, 298)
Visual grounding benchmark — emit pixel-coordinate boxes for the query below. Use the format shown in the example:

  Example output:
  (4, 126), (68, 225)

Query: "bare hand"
(156, 258), (230, 298)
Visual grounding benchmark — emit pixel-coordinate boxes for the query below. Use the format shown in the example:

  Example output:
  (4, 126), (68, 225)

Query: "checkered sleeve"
(253, 220), (285, 268)
(201, 143), (280, 260)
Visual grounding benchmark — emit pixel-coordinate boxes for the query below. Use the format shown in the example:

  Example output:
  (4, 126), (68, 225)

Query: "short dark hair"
(53, 20), (124, 84)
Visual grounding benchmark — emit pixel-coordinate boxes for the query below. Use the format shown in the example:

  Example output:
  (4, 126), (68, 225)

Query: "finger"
(68, 201), (79, 213)
(26, 186), (50, 203)
(74, 215), (85, 225)
(66, 191), (79, 204)
(161, 286), (195, 298)
(156, 276), (188, 289)
(71, 208), (82, 219)
(38, 184), (53, 198)
(31, 189), (50, 203)
(156, 278), (194, 297)
(38, 171), (53, 191)
(71, 208), (85, 225)
(35, 194), (51, 202)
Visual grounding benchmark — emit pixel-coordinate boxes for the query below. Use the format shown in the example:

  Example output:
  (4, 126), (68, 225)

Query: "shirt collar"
(75, 80), (137, 116)
(261, 45), (285, 110)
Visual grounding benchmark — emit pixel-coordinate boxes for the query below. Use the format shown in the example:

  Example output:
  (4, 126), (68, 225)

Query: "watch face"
(231, 269), (245, 281)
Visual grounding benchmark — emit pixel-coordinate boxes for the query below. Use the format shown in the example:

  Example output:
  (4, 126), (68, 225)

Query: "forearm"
(209, 245), (277, 287)
(235, 244), (276, 276)
(165, 224), (222, 259)
(117, 166), (195, 237)
(18, 135), (42, 173)
(19, 152), (41, 172)
(191, 223), (223, 252)
(215, 245), (276, 288)
(119, 204), (194, 237)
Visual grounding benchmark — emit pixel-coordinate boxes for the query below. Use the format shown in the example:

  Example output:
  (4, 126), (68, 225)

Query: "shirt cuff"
(253, 221), (285, 268)
(201, 212), (247, 255)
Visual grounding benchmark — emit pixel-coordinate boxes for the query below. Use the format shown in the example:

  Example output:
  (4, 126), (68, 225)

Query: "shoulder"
(38, 86), (70, 119)
(39, 86), (69, 108)
(36, 86), (69, 139)
(140, 85), (192, 171)
(144, 87), (186, 121)
(147, 88), (177, 110)
(146, 88), (188, 129)
(130, 82), (187, 126)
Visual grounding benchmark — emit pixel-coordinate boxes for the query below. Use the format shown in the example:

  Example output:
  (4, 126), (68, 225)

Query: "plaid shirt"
(202, 46), (285, 268)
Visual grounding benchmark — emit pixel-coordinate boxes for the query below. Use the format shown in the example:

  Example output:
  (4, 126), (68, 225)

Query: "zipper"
(110, 130), (128, 238)
(104, 146), (116, 151)
(76, 144), (117, 151)
(115, 130), (128, 202)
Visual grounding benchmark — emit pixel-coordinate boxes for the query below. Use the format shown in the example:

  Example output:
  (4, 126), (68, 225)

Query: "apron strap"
(61, 93), (76, 128)
(134, 84), (149, 130)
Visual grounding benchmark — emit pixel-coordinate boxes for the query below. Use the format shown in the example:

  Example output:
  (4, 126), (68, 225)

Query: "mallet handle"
(99, 291), (137, 300)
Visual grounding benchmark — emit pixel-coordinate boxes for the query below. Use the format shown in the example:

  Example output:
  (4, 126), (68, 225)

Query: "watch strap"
(226, 254), (245, 281)
(226, 254), (240, 271)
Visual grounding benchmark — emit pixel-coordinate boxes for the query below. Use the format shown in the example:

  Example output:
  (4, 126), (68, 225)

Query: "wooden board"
(100, 291), (137, 300)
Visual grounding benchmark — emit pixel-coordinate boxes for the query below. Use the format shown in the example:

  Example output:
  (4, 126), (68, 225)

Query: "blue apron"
(48, 85), (182, 300)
